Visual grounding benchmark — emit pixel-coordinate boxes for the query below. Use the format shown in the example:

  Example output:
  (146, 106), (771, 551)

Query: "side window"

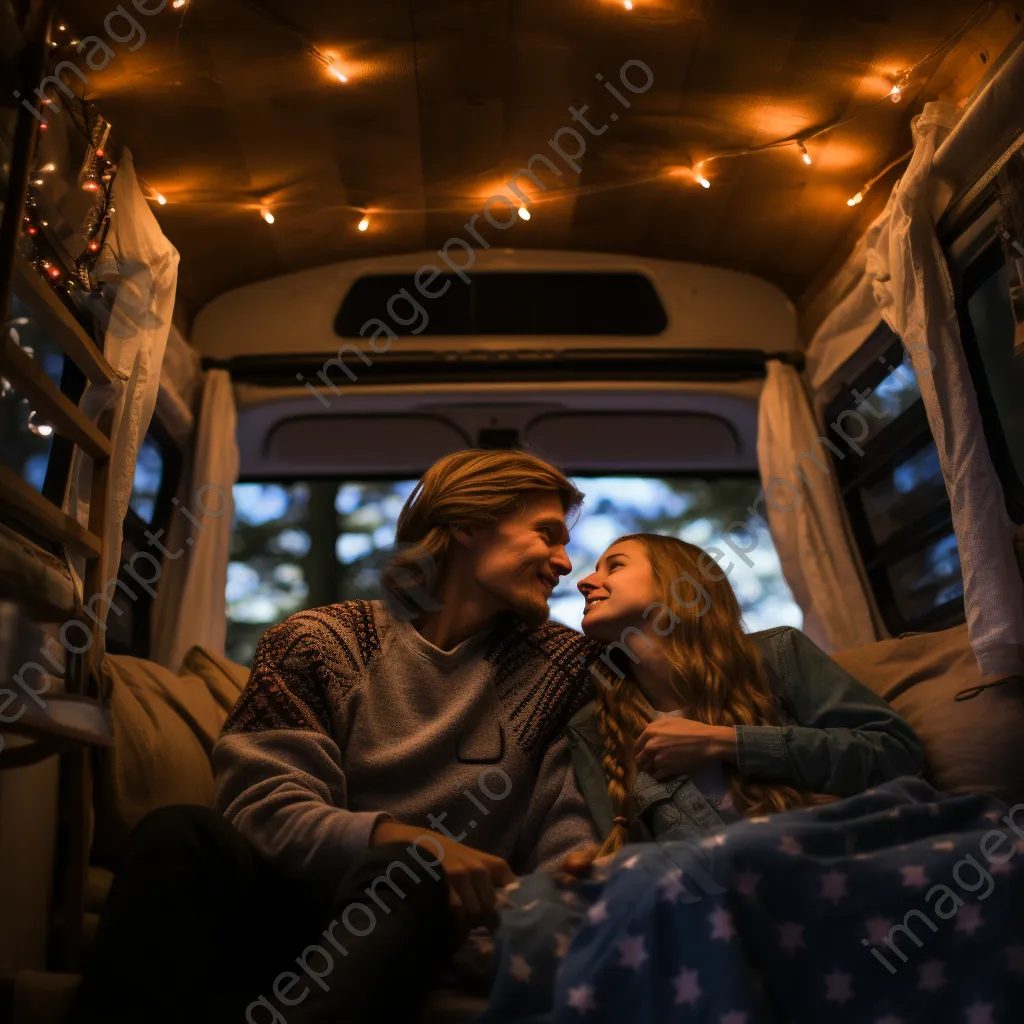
(1, 293), (84, 517)
(106, 421), (182, 656)
(826, 326), (964, 634)
(956, 239), (1024, 520)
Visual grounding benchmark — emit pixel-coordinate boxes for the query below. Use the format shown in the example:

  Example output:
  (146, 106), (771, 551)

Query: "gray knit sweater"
(212, 600), (602, 886)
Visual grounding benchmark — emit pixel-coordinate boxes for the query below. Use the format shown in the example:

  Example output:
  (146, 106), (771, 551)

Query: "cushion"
(91, 647), (248, 864)
(831, 624), (1024, 798)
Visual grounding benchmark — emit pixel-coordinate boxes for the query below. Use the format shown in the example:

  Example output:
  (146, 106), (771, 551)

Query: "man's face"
(459, 490), (573, 625)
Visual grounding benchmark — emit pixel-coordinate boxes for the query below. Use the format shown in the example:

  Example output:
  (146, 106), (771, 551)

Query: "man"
(72, 449), (601, 1024)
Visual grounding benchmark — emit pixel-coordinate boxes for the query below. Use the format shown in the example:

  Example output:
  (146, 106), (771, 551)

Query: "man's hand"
(633, 718), (737, 780)
(371, 820), (515, 935)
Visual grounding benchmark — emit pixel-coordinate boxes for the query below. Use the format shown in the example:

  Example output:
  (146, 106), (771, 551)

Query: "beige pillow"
(831, 624), (1024, 798)
(91, 648), (249, 864)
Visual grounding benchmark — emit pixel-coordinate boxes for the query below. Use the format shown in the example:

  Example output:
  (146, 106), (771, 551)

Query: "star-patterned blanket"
(477, 777), (1024, 1024)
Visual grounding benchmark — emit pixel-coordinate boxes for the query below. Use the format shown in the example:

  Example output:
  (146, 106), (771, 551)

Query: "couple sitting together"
(75, 449), (1007, 1024)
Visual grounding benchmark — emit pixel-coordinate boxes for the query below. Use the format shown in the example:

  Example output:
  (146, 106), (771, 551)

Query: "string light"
(845, 146), (913, 209)
(40, 162), (55, 172)
(693, 163), (711, 188)
(153, 191), (167, 205)
(28, 411), (53, 437)
(172, 0), (187, 7)
(31, 177), (44, 186)
(517, 204), (531, 221)
(88, 240), (100, 252)
(798, 143), (811, 165)
(357, 215), (370, 231)
(58, 22), (66, 30)
(624, 0), (633, 8)
(260, 208), (275, 224)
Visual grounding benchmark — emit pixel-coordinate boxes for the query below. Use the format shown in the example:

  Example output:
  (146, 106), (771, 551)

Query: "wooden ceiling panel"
(55, 0), (1018, 319)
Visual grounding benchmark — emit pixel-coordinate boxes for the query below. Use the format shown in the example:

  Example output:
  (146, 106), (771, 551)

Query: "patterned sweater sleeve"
(212, 605), (392, 887)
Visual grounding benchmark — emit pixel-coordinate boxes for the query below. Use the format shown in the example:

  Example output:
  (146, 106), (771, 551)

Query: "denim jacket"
(566, 626), (926, 843)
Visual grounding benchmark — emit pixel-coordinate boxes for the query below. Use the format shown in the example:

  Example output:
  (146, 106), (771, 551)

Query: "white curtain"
(155, 324), (201, 448)
(65, 149), (180, 638)
(871, 103), (1024, 681)
(757, 361), (879, 651)
(804, 36), (1024, 681)
(150, 370), (239, 672)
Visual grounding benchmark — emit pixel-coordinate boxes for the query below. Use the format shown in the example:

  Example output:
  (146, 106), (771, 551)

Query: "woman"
(564, 532), (926, 855)
(477, 537), (1022, 1024)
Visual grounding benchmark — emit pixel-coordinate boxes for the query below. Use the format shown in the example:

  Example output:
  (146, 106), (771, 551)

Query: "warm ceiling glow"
(260, 208), (275, 224)
(357, 216), (370, 231)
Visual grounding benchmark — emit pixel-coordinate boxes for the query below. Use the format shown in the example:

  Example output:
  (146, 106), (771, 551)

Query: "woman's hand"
(553, 844), (601, 886)
(633, 718), (737, 780)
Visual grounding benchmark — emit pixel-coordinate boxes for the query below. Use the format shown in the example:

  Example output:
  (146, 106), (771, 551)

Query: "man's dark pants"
(70, 805), (454, 1023)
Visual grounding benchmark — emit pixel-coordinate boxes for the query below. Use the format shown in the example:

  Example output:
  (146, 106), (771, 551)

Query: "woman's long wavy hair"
(593, 533), (829, 856)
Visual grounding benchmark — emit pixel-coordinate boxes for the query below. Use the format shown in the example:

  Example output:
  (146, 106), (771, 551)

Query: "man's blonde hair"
(381, 449), (583, 614)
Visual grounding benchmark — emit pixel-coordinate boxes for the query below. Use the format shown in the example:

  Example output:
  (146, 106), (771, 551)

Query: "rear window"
(225, 475), (800, 666)
(335, 272), (667, 337)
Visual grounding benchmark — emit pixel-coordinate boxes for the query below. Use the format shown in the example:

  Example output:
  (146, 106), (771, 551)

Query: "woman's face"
(577, 539), (659, 643)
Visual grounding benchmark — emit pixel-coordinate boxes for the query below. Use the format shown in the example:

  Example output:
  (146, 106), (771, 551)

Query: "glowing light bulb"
(28, 411), (53, 436)
(322, 51), (349, 83)
(890, 84), (902, 102)
(41, 162), (56, 172)
(261, 208), (275, 224)
(82, 179), (99, 192)
(58, 23), (66, 30)
(624, 0), (633, 8)
(88, 240), (99, 252)
(847, 191), (864, 207)
(172, 0), (186, 6)
(357, 216), (370, 232)
(517, 205), (531, 221)
(31, 177), (44, 186)
(799, 144), (811, 165)
(155, 192), (167, 205)
(694, 170), (711, 188)
(46, 265), (61, 279)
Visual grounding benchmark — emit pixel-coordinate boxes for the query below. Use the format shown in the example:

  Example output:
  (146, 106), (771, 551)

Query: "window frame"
(943, 204), (1024, 524)
(2, 286), (91, 553)
(824, 326), (965, 635)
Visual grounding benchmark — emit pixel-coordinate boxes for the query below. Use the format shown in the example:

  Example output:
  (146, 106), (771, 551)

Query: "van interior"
(2, 0), (1024, 1019)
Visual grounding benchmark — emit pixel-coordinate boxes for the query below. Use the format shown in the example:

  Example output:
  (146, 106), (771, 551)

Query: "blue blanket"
(478, 778), (1024, 1023)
